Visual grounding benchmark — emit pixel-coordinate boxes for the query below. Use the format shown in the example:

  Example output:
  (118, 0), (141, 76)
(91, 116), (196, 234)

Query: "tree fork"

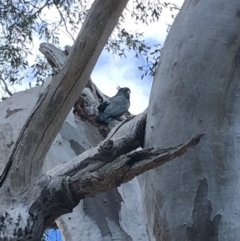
(26, 129), (204, 237)
(0, 109), (204, 240)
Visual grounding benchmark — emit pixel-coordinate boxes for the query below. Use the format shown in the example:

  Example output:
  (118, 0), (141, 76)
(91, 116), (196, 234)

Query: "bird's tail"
(97, 112), (112, 124)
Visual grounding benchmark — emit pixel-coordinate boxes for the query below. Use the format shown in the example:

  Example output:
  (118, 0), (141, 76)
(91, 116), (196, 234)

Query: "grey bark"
(39, 42), (147, 241)
(140, 0), (240, 240)
(0, 0), (204, 240)
(0, 86), (202, 241)
(39, 41), (203, 241)
(0, 0), (131, 240)
(0, 0), (130, 191)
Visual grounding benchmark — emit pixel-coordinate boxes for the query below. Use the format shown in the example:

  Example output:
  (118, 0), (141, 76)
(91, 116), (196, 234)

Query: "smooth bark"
(140, 0), (240, 240)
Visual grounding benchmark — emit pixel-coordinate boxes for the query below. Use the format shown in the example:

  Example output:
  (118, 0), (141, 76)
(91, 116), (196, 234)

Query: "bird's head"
(117, 87), (131, 99)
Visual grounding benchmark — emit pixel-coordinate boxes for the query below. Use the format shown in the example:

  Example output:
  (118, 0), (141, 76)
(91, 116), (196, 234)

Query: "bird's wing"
(103, 95), (130, 117)
(97, 101), (109, 112)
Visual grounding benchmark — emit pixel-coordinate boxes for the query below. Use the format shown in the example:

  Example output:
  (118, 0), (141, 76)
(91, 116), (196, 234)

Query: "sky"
(45, 229), (62, 241)
(91, 0), (184, 115)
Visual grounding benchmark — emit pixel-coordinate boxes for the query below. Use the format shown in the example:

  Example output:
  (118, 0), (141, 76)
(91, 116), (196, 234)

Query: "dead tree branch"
(47, 110), (147, 177)
(33, 128), (204, 228)
(70, 132), (205, 197)
(0, 0), (129, 191)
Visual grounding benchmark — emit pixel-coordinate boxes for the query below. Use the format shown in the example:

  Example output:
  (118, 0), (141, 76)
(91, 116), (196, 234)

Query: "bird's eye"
(127, 90), (131, 94)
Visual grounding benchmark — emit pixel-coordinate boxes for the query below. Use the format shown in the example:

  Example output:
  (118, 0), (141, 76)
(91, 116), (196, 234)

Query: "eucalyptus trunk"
(140, 0), (240, 240)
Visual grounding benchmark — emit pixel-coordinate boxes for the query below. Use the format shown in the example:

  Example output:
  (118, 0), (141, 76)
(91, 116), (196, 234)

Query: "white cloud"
(92, 0), (185, 115)
(92, 52), (151, 115)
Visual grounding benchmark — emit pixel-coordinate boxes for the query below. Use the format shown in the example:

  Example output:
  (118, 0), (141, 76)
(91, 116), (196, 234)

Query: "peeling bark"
(187, 178), (222, 241)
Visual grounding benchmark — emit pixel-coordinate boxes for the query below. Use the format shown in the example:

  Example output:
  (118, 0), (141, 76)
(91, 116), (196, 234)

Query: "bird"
(97, 87), (131, 124)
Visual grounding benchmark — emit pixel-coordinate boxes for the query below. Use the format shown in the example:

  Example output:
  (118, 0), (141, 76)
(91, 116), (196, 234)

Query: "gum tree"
(140, 0), (240, 240)
(0, 0), (202, 240)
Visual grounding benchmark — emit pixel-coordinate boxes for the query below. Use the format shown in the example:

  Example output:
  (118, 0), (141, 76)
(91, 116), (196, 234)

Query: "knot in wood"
(100, 139), (114, 153)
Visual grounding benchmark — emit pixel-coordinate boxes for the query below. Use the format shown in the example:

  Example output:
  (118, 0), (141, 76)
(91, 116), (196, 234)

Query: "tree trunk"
(140, 0), (240, 240)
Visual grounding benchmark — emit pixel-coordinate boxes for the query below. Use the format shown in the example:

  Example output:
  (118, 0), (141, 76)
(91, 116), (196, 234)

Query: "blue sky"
(45, 229), (62, 241)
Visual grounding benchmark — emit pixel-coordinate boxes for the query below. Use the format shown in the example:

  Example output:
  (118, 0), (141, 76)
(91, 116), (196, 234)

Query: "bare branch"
(34, 131), (204, 228)
(47, 110), (147, 178)
(56, 7), (75, 41)
(0, 77), (13, 97)
(0, 0), (130, 191)
(28, 102), (204, 229)
(70, 132), (205, 198)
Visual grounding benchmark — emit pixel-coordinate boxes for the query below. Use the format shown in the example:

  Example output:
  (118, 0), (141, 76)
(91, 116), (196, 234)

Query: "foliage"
(0, 0), (87, 88)
(0, 0), (179, 94)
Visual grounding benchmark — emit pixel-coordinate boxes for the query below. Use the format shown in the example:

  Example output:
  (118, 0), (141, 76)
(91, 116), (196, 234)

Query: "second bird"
(97, 87), (131, 124)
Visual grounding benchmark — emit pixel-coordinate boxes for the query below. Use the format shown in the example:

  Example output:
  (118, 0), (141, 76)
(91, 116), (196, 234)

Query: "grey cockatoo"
(97, 87), (131, 124)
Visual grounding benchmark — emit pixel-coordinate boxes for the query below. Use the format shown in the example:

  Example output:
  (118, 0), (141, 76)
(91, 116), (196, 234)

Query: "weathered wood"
(32, 130), (204, 229)
(69, 133), (204, 198)
(47, 111), (146, 178)
(0, 0), (129, 192)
